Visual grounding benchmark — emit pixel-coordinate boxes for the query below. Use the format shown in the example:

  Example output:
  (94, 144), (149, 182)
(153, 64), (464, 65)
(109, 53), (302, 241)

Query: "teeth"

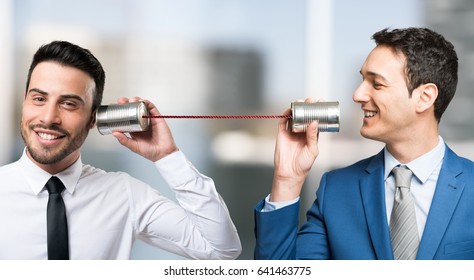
(364, 111), (377, 118)
(38, 133), (61, 140)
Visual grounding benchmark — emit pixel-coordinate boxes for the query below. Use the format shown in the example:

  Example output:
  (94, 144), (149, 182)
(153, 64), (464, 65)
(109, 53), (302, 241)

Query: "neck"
(386, 133), (439, 164)
(385, 112), (441, 163)
(26, 150), (80, 175)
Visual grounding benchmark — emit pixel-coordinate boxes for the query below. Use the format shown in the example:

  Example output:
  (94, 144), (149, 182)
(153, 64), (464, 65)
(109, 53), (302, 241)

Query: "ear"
(89, 110), (97, 129)
(414, 83), (438, 113)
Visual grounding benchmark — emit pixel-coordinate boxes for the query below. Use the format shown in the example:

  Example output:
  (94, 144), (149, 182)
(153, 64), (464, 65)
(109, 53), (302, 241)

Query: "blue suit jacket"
(255, 145), (474, 259)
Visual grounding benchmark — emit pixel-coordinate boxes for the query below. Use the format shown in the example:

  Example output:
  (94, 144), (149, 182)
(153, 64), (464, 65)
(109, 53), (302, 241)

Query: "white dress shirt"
(263, 136), (445, 240)
(384, 136), (445, 239)
(0, 149), (241, 260)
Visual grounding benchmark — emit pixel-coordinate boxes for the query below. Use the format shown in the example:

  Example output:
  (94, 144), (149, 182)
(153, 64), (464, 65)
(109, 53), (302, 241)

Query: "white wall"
(0, 0), (14, 165)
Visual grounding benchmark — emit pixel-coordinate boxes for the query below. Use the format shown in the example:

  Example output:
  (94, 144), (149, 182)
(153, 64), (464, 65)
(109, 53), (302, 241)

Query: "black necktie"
(45, 176), (69, 260)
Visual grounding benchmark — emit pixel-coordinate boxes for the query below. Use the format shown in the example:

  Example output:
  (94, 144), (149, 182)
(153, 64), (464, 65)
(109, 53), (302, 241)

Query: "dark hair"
(25, 41), (105, 113)
(372, 27), (458, 122)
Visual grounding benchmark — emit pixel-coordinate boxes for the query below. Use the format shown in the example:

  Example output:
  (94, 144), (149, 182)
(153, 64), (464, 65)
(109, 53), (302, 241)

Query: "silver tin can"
(290, 101), (340, 133)
(96, 101), (150, 135)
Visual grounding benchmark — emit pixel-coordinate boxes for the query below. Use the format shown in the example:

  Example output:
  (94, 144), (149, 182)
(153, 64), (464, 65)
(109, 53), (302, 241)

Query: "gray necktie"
(389, 166), (419, 260)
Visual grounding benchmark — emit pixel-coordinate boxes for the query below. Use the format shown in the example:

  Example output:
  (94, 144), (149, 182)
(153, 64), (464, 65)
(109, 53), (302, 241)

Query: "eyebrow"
(359, 70), (390, 84)
(27, 88), (48, 96)
(27, 88), (86, 105)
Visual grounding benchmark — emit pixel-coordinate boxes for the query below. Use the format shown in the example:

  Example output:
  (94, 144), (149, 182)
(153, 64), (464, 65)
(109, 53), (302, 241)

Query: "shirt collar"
(384, 135), (445, 183)
(19, 148), (83, 196)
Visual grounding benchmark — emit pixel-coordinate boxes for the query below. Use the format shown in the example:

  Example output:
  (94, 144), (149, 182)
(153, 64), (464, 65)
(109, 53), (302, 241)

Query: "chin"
(360, 128), (380, 142)
(360, 127), (370, 138)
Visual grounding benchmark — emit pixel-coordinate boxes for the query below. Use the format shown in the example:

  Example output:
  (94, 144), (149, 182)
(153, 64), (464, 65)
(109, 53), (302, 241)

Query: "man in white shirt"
(255, 27), (474, 259)
(0, 41), (241, 260)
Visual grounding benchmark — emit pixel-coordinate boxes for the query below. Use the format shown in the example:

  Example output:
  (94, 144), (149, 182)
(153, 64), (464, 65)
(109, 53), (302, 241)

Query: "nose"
(40, 103), (61, 126)
(352, 82), (370, 104)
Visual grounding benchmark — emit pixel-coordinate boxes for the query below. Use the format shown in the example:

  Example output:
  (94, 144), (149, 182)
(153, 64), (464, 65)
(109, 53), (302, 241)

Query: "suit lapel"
(359, 150), (394, 260)
(417, 146), (465, 260)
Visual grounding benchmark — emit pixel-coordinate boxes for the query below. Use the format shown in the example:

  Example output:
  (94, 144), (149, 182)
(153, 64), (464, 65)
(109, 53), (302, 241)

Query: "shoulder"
(314, 152), (382, 195)
(0, 160), (21, 176)
(315, 151), (384, 194)
(80, 163), (144, 186)
(326, 152), (381, 178)
(443, 147), (474, 187)
(444, 145), (474, 170)
(81, 163), (122, 178)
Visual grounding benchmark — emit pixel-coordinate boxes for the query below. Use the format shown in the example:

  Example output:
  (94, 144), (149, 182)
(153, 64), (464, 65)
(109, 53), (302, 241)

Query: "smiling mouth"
(37, 132), (66, 141)
(30, 123), (69, 141)
(364, 110), (378, 118)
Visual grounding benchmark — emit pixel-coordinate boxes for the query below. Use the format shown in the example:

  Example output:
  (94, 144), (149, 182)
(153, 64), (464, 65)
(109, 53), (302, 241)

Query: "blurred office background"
(1, 0), (474, 259)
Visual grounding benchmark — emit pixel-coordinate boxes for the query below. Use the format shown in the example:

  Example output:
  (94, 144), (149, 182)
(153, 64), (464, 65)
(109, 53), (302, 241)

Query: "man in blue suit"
(254, 27), (474, 260)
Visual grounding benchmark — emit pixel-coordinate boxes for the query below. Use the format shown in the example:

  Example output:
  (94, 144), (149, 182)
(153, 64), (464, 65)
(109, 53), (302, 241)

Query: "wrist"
(270, 174), (306, 202)
(150, 146), (179, 162)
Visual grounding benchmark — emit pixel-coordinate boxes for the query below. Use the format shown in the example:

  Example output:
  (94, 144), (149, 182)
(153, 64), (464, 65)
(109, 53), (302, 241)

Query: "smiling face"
(21, 61), (96, 174)
(352, 45), (419, 146)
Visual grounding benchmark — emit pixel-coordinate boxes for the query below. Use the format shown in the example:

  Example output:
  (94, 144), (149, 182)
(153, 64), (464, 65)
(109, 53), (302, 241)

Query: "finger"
(278, 108), (292, 131)
(129, 96), (144, 103)
(116, 97), (129, 104)
(112, 131), (133, 149)
(306, 121), (319, 151)
(304, 97), (326, 103)
(280, 107), (291, 122)
(141, 99), (163, 117)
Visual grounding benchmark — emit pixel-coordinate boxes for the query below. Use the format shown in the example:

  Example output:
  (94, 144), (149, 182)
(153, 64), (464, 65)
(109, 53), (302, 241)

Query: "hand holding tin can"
(289, 101), (340, 133)
(100, 98), (180, 162)
(96, 101), (150, 135)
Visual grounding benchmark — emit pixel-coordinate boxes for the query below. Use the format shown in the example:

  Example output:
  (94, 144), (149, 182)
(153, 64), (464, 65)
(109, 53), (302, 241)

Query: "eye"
(61, 100), (78, 109)
(31, 95), (46, 104)
(372, 81), (384, 89)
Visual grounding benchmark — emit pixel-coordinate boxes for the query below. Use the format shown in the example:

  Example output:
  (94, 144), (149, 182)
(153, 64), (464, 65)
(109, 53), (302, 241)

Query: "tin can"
(96, 101), (150, 135)
(290, 101), (340, 133)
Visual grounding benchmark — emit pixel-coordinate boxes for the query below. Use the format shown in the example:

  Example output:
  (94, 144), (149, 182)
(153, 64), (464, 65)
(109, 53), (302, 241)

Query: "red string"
(143, 115), (292, 119)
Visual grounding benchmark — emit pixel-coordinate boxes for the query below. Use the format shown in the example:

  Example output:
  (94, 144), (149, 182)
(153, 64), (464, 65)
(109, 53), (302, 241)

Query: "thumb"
(112, 132), (137, 152)
(306, 121), (319, 153)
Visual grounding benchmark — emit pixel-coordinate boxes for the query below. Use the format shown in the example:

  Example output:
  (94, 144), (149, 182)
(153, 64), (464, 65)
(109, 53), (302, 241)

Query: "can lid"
(137, 102), (150, 130)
